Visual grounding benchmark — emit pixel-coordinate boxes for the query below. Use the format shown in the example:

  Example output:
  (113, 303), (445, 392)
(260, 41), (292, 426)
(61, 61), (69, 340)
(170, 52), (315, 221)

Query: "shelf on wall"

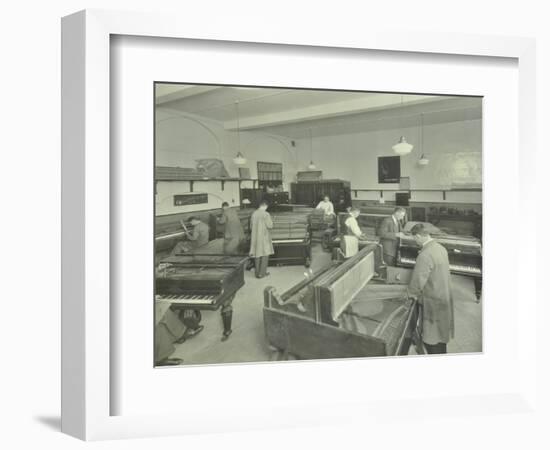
(156, 176), (258, 192)
(351, 187), (482, 201)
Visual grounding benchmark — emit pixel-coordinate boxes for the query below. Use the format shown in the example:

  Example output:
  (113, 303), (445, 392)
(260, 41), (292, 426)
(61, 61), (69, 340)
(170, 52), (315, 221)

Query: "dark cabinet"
(291, 180), (351, 212)
(240, 188), (289, 210)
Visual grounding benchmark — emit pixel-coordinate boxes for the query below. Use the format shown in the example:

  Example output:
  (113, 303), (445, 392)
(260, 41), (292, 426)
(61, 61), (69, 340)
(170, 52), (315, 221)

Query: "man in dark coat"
(170, 216), (210, 255)
(377, 206), (406, 266)
(218, 202), (245, 255)
(407, 223), (454, 354)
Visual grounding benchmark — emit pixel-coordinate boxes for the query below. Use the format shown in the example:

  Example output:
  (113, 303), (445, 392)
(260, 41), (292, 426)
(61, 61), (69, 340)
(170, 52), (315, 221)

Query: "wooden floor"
(169, 244), (482, 365)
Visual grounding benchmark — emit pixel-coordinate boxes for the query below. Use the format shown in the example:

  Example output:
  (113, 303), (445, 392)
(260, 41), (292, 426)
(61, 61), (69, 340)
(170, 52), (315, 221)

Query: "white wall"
(155, 180), (241, 215)
(155, 107), (298, 215)
(156, 108), (298, 184)
(295, 119), (482, 204)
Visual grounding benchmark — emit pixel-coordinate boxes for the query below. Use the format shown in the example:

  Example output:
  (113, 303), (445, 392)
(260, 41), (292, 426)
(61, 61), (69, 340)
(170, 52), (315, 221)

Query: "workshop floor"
(170, 244), (482, 365)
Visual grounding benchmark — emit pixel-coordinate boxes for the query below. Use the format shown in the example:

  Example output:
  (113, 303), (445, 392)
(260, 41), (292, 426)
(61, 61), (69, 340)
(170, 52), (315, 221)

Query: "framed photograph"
(378, 155), (401, 183)
(62, 9), (538, 441)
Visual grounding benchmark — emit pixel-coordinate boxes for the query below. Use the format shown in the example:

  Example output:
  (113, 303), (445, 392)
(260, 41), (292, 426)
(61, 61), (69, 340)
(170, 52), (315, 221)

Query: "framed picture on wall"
(378, 155), (401, 183)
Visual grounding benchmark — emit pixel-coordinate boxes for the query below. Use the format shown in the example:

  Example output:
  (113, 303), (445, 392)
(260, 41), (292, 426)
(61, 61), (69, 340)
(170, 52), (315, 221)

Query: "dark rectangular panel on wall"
(378, 156), (401, 183)
(173, 193), (208, 207)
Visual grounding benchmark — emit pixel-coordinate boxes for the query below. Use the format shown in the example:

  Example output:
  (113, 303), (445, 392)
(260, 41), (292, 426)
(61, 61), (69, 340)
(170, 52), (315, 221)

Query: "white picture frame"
(61, 9), (538, 441)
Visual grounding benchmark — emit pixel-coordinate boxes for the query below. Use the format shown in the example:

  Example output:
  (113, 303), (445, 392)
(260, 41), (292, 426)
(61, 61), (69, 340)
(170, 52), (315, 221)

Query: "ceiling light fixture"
(392, 95), (414, 156)
(308, 128), (316, 170)
(233, 100), (247, 165)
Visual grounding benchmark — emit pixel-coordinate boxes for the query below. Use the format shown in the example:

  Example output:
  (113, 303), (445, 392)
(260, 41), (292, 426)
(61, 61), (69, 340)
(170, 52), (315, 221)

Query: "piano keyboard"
(398, 257), (481, 275)
(156, 294), (217, 305)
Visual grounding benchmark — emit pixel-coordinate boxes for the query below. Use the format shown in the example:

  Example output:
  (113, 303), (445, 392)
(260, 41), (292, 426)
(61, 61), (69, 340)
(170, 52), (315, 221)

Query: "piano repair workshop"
(154, 84), (483, 366)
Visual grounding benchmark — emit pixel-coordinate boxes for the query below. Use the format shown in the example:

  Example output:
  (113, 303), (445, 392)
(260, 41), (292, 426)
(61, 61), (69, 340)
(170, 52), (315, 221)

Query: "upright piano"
(322, 212), (380, 253)
(263, 244), (419, 360)
(247, 211), (313, 267)
(155, 219), (195, 254)
(308, 208), (336, 231)
(156, 253), (248, 310)
(396, 222), (482, 300)
(396, 223), (482, 278)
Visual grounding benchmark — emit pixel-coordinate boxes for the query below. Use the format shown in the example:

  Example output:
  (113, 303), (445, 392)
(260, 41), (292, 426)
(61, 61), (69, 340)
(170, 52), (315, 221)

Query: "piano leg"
(474, 278), (482, 303)
(220, 295), (235, 342)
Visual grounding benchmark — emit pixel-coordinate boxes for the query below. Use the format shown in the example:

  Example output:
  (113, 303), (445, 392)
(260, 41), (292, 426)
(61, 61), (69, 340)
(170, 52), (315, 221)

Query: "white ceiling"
(156, 84), (482, 139)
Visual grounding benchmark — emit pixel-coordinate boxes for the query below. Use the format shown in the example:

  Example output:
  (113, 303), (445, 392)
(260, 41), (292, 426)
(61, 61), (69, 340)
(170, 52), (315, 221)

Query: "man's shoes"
(176, 325), (204, 343)
(221, 330), (232, 342)
(187, 325), (204, 338)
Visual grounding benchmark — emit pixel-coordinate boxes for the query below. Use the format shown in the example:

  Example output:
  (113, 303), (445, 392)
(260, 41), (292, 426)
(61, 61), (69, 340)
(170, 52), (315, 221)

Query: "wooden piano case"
(156, 253), (248, 311)
(263, 245), (419, 360)
(269, 212), (312, 267)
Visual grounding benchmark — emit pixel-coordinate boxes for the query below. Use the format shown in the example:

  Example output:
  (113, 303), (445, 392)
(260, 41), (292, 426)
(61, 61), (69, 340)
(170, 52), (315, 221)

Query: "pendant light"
(308, 128), (316, 170)
(418, 113), (429, 166)
(233, 100), (247, 165)
(392, 95), (414, 156)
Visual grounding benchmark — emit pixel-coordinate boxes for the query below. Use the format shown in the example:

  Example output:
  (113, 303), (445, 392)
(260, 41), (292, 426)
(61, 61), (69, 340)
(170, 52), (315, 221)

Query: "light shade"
(418, 154), (430, 166)
(392, 136), (414, 155)
(308, 161), (316, 170)
(233, 152), (247, 165)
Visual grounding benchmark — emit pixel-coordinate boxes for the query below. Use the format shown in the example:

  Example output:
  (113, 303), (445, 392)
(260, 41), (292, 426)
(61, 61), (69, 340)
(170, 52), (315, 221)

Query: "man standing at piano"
(249, 200), (274, 278)
(316, 195), (335, 216)
(341, 207), (367, 257)
(407, 223), (454, 355)
(218, 201), (245, 255)
(377, 206), (406, 266)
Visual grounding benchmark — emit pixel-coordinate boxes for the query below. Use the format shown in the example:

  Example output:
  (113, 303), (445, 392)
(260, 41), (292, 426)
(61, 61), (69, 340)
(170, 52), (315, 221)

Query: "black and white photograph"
(154, 84), (483, 366)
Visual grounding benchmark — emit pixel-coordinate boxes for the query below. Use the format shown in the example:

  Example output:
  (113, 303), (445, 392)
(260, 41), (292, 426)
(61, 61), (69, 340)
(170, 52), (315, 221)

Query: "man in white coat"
(249, 200), (274, 278)
(316, 195), (335, 216)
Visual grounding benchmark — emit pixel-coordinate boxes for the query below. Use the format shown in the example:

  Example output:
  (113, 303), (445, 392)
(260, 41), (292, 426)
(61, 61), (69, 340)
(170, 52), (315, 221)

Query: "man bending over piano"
(377, 207), (406, 266)
(249, 200), (274, 278)
(407, 223), (455, 355)
(170, 216), (210, 255)
(218, 202), (245, 255)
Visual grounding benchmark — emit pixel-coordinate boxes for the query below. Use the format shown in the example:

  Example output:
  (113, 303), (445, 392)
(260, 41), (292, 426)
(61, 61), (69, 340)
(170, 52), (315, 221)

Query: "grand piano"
(263, 244), (420, 360)
(155, 251), (249, 348)
(156, 252), (248, 310)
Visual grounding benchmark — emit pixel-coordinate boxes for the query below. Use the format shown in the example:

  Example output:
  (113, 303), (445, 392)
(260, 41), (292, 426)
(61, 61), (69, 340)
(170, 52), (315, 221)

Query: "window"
(257, 161), (283, 189)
